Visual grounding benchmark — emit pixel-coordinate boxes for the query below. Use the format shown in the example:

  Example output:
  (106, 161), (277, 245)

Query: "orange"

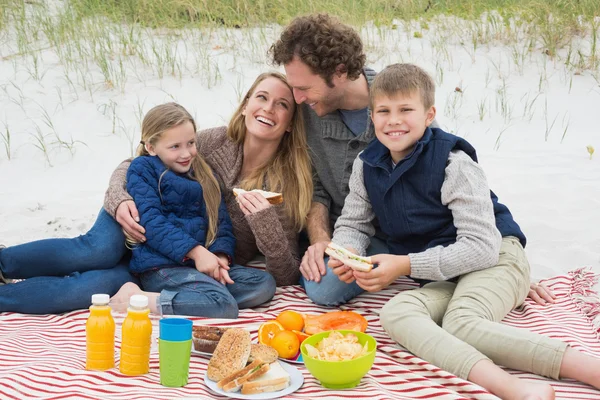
(258, 320), (284, 346)
(292, 330), (310, 345)
(275, 310), (304, 332)
(270, 330), (300, 359)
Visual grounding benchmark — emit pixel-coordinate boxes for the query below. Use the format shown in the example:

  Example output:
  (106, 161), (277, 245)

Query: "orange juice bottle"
(119, 294), (152, 376)
(86, 294), (115, 371)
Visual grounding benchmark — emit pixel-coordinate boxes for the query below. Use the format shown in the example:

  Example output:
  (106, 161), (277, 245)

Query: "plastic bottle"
(119, 294), (152, 376)
(86, 294), (115, 371)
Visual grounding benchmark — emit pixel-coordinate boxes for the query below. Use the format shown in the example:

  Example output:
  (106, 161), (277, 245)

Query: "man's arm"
(306, 202), (331, 244)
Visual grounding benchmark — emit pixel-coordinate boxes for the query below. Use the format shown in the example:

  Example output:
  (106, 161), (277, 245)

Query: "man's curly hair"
(269, 14), (366, 87)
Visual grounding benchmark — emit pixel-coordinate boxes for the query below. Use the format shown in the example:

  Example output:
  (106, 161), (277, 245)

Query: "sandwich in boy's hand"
(233, 188), (283, 205)
(325, 242), (374, 272)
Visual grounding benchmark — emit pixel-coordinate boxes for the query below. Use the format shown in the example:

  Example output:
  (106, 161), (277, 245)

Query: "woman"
(0, 72), (313, 315)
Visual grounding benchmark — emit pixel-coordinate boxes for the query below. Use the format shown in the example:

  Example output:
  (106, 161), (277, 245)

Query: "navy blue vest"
(360, 127), (526, 258)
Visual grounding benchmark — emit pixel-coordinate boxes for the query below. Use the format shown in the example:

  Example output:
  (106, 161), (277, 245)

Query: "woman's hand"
(528, 282), (556, 305)
(236, 191), (271, 215)
(353, 254), (410, 293)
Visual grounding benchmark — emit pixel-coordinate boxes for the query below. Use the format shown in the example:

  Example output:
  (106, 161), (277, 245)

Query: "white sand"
(0, 15), (598, 285)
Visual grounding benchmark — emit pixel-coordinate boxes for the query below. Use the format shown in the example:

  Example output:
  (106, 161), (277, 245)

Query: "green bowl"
(300, 330), (377, 389)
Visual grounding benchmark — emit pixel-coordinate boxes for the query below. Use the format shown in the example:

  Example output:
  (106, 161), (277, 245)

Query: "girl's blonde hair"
(227, 72), (313, 231)
(133, 102), (222, 247)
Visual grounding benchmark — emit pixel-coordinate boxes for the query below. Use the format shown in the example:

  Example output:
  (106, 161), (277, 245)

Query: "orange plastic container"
(86, 294), (115, 371)
(119, 295), (152, 376)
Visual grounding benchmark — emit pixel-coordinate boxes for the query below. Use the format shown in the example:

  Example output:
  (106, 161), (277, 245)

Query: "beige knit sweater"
(104, 126), (301, 286)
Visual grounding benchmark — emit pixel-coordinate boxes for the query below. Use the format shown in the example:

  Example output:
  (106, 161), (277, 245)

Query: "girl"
(106, 72), (312, 306)
(118, 102), (275, 317)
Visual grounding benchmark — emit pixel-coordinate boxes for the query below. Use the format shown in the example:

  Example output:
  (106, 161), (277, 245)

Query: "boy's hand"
(353, 254), (410, 292)
(236, 192), (271, 215)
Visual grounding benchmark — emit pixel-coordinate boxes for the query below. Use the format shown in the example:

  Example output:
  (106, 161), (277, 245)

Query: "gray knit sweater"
(104, 127), (301, 286)
(303, 69), (378, 230)
(332, 150), (502, 281)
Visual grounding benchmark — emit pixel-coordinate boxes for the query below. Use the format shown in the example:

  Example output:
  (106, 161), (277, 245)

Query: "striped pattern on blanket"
(0, 268), (599, 399)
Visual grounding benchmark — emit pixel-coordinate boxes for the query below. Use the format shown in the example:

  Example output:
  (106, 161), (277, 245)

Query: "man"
(269, 14), (391, 306)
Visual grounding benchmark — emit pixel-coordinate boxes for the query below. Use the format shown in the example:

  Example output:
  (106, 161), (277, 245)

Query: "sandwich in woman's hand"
(233, 188), (283, 205)
(325, 242), (374, 272)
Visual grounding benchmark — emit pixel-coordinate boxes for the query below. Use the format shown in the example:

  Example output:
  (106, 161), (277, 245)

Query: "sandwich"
(217, 359), (271, 392)
(206, 328), (251, 381)
(325, 242), (374, 272)
(247, 343), (278, 364)
(241, 361), (291, 395)
(233, 188), (283, 205)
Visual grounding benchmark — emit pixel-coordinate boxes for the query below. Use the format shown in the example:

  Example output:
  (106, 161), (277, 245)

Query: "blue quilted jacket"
(126, 155), (235, 273)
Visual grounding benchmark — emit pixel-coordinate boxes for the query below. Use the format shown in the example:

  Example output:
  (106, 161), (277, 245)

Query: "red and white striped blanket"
(1, 268), (600, 399)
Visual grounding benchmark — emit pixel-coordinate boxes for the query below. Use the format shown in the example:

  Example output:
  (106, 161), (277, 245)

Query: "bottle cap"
(91, 294), (110, 305)
(130, 294), (149, 308)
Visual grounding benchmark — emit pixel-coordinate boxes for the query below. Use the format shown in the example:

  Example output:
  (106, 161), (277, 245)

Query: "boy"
(329, 63), (600, 400)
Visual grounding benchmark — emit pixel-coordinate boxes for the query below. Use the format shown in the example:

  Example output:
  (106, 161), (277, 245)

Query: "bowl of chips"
(300, 330), (377, 389)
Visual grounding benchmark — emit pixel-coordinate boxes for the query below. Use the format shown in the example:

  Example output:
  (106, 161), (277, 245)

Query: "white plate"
(204, 361), (304, 399)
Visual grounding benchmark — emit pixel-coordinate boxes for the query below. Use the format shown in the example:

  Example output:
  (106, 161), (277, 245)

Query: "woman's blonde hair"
(132, 102), (222, 247)
(227, 72), (313, 231)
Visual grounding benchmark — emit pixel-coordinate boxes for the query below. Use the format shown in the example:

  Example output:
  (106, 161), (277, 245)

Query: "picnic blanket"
(1, 267), (600, 399)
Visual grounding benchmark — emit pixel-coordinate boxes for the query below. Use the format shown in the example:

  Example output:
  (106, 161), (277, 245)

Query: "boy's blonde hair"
(227, 72), (313, 232)
(370, 63), (435, 109)
(134, 102), (222, 247)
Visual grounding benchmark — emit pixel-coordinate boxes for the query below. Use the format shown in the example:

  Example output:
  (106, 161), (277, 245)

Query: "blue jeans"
(302, 236), (390, 306)
(0, 209), (136, 314)
(141, 264), (276, 318)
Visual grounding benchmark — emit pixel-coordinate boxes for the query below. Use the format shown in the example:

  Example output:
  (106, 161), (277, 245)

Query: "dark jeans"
(0, 209), (136, 314)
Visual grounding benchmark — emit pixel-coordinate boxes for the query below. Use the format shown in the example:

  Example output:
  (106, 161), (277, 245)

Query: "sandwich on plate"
(325, 242), (374, 272)
(206, 328), (251, 381)
(240, 360), (290, 395)
(217, 359), (271, 392)
(248, 343), (278, 364)
(232, 188), (283, 205)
